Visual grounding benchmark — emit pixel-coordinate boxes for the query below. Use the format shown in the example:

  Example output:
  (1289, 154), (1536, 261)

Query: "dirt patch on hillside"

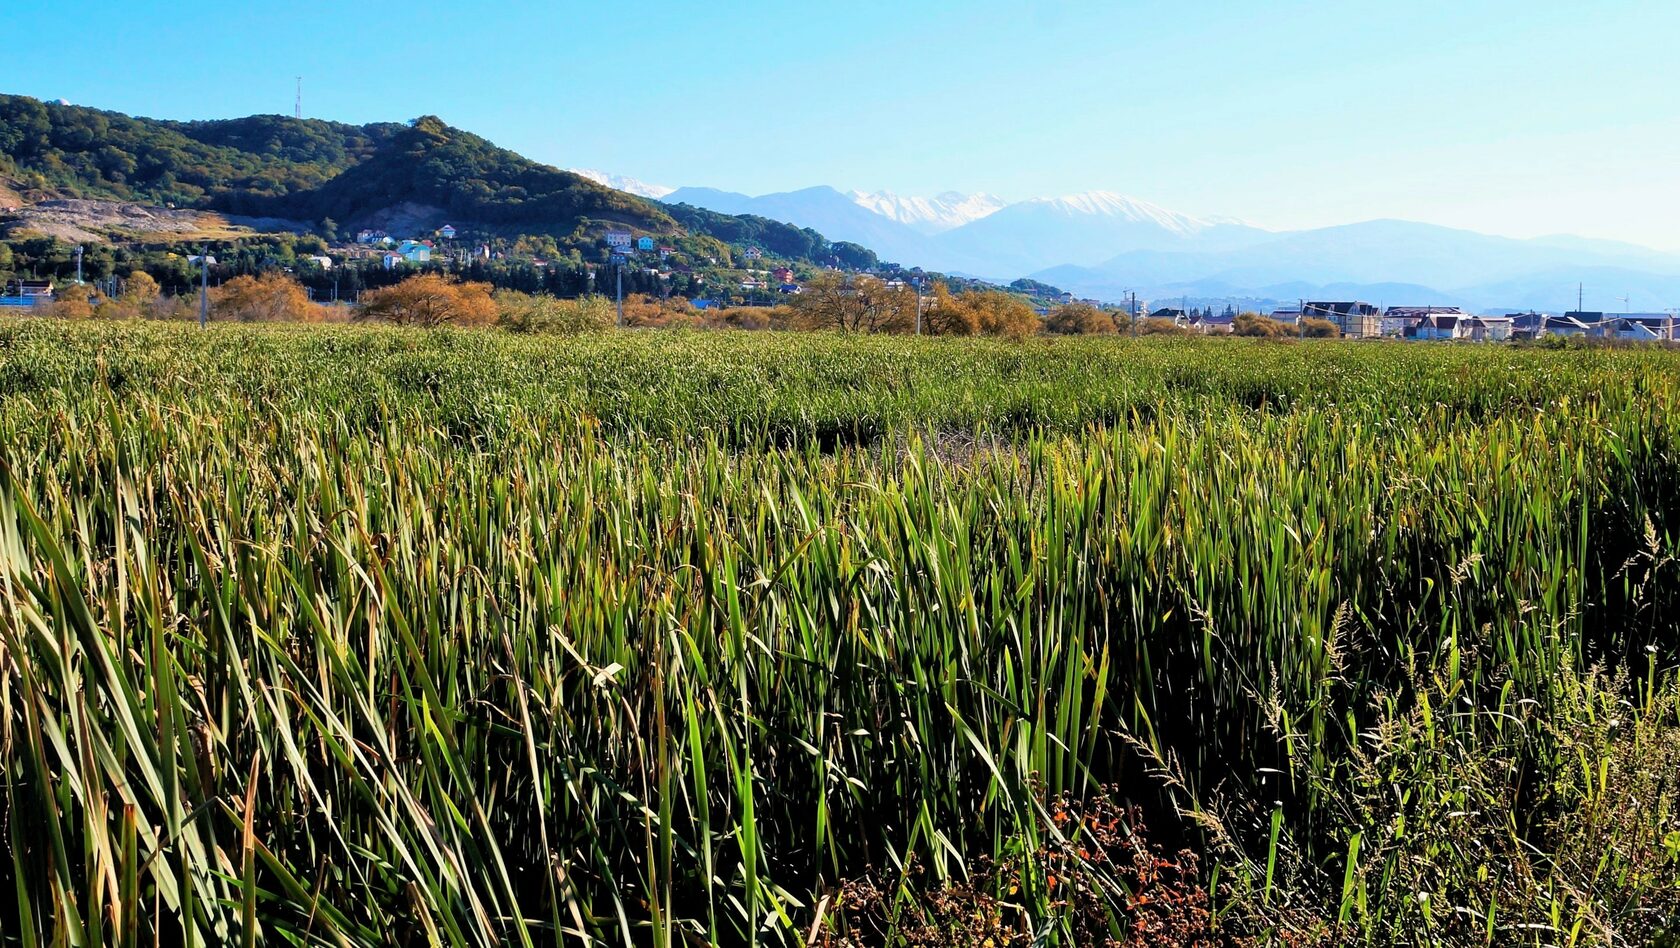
(353, 201), (449, 236)
(0, 199), (309, 243)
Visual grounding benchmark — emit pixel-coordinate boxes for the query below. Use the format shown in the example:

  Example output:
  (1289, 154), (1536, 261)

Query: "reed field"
(0, 321), (1677, 946)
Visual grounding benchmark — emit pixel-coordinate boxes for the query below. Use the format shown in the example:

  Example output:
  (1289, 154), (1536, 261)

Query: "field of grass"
(1, 321), (1677, 946)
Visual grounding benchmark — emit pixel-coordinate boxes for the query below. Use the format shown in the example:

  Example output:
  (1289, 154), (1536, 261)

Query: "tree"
(1232, 312), (1290, 338)
(1300, 316), (1339, 338)
(967, 290), (1040, 340)
(923, 282), (979, 336)
(122, 270), (160, 306)
(787, 272), (914, 333)
(1046, 302), (1117, 335)
(211, 272), (314, 322)
(355, 273), (497, 327)
(319, 218), (339, 242)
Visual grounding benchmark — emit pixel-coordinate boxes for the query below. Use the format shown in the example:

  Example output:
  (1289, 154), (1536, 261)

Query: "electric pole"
(198, 245), (209, 329)
(74, 245), (83, 284)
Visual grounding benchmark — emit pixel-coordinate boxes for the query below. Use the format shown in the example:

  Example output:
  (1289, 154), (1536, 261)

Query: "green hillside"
(0, 93), (402, 207)
(260, 115), (673, 235)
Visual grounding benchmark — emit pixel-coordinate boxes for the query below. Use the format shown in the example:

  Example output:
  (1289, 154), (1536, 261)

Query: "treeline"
(25, 266), (1149, 344)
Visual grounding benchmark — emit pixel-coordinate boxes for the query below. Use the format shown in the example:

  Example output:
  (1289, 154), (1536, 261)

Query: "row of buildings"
(1158, 301), (1680, 342)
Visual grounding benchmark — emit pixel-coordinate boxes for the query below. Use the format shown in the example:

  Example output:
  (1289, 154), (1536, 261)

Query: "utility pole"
(198, 244), (209, 329)
(74, 245), (83, 284)
(1298, 298), (1305, 341)
(295, 77), (302, 119)
(615, 260), (624, 328)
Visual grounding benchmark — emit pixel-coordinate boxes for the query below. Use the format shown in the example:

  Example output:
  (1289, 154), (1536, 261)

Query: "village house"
(1599, 313), (1677, 341)
(1304, 301), (1381, 338)
(1190, 313), (1235, 334)
(396, 241), (431, 264)
(771, 267), (796, 284)
(1409, 314), (1512, 342)
(778, 282), (802, 294)
(605, 231), (634, 250)
(1511, 313), (1594, 339)
(1268, 305), (1302, 325)
(1148, 307), (1187, 322)
(439, 225), (457, 239)
(658, 245), (676, 260)
(741, 247), (763, 261)
(306, 255), (334, 269)
(1383, 306), (1465, 337)
(382, 252), (406, 270)
(637, 236), (656, 252)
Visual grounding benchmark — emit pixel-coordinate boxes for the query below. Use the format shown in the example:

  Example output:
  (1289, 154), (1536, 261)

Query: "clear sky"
(9, 0), (1680, 249)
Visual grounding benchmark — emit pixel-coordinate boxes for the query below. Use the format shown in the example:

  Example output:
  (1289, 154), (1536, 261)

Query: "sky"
(9, 0), (1680, 250)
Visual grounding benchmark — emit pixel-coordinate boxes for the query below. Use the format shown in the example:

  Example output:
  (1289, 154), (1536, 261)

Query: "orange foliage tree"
(355, 274), (498, 327)
(211, 273), (314, 322)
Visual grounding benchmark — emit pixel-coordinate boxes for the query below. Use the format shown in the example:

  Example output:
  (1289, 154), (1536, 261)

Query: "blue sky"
(10, 0), (1680, 249)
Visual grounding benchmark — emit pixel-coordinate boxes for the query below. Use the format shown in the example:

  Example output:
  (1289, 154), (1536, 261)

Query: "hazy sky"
(10, 0), (1680, 249)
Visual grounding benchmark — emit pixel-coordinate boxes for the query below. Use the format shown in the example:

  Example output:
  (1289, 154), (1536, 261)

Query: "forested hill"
(258, 115), (673, 234)
(0, 93), (404, 207)
(0, 94), (879, 268)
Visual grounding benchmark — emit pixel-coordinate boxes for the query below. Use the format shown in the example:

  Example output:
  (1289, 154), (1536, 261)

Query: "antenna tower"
(295, 77), (302, 119)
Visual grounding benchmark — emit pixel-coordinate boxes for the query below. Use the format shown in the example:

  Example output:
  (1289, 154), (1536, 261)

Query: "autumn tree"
(211, 272), (314, 322)
(122, 271), (160, 306)
(923, 282), (979, 336)
(966, 290), (1041, 340)
(355, 274), (497, 327)
(787, 271), (915, 333)
(1046, 302), (1117, 335)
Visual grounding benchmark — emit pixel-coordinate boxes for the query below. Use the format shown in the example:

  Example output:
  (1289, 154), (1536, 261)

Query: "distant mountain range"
(578, 173), (1680, 312)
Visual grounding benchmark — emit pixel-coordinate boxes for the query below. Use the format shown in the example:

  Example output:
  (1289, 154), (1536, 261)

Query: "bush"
(1232, 313), (1291, 338)
(1046, 302), (1119, 335)
(1300, 316), (1339, 338)
(497, 291), (612, 334)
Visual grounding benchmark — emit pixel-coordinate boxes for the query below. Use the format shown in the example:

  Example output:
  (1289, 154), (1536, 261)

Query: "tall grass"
(0, 321), (1676, 945)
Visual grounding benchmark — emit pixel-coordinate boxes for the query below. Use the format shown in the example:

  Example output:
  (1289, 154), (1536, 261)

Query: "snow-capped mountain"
(927, 191), (1275, 276)
(567, 168), (674, 199)
(847, 190), (1006, 235)
(584, 170), (1680, 309)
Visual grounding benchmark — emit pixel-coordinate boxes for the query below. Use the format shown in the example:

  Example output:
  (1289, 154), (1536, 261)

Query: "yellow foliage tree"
(1046, 302), (1117, 335)
(212, 273), (314, 323)
(355, 274), (498, 328)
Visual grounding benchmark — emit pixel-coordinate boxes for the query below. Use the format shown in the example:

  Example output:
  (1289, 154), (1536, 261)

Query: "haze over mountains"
(587, 173), (1680, 311)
